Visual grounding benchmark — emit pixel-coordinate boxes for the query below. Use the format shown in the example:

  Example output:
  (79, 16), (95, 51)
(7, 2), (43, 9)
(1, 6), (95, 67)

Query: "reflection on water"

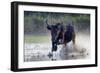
(24, 33), (90, 62)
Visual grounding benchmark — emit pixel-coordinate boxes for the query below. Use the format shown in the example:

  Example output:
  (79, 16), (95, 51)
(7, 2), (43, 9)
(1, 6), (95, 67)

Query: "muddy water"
(24, 33), (90, 62)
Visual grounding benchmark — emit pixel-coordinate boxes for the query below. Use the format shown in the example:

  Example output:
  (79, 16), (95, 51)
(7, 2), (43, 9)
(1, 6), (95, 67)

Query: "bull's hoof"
(48, 52), (53, 58)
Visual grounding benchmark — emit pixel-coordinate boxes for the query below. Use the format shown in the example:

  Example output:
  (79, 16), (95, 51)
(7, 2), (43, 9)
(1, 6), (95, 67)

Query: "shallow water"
(24, 33), (90, 62)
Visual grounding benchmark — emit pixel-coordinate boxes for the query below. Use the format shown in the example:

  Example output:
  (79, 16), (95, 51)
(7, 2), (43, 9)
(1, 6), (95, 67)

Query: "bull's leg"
(52, 51), (57, 61)
(51, 42), (57, 61)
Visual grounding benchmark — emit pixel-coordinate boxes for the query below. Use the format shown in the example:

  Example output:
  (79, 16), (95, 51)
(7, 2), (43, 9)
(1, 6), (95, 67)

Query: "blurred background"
(24, 11), (90, 43)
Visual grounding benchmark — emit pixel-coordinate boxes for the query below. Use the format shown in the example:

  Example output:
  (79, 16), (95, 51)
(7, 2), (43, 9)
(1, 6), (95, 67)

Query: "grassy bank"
(24, 35), (50, 43)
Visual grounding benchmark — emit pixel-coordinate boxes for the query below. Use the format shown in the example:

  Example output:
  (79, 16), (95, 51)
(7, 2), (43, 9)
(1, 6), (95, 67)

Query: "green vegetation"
(24, 11), (90, 43)
(24, 11), (90, 35)
(24, 35), (50, 43)
(24, 11), (90, 24)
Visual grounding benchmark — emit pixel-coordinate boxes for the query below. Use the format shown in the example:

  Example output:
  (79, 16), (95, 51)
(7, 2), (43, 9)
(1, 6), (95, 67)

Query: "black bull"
(46, 22), (75, 52)
(47, 24), (60, 51)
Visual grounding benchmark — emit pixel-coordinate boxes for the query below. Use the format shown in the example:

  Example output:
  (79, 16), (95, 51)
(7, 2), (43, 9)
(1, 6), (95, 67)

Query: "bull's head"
(45, 19), (62, 43)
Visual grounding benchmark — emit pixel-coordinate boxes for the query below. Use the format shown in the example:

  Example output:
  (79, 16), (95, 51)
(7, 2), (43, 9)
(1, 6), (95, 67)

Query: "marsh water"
(24, 32), (90, 62)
